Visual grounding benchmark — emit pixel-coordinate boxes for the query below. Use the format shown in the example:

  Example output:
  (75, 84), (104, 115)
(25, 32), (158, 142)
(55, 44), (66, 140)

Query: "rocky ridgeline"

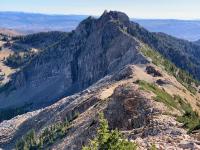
(0, 64), (200, 149)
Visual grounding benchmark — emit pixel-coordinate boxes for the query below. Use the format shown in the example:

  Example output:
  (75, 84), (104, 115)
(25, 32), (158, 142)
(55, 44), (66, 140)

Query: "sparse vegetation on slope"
(4, 52), (36, 69)
(16, 112), (79, 149)
(177, 111), (200, 133)
(37, 120), (70, 147)
(15, 129), (37, 150)
(13, 31), (69, 50)
(137, 80), (186, 110)
(137, 80), (200, 133)
(16, 121), (70, 150)
(128, 22), (200, 81)
(140, 44), (198, 94)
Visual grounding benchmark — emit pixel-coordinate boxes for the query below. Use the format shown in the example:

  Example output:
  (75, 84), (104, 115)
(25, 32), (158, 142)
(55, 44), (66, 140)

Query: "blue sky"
(1, 0), (200, 19)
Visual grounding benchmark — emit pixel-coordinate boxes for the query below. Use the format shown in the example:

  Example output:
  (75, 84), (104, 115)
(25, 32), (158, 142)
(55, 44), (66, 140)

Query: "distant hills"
(1, 12), (200, 41)
(194, 39), (200, 45)
(0, 28), (22, 36)
(134, 19), (200, 41)
(0, 12), (87, 34)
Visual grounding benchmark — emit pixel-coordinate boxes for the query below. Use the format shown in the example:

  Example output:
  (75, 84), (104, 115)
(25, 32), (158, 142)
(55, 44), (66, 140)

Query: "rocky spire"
(99, 10), (130, 24)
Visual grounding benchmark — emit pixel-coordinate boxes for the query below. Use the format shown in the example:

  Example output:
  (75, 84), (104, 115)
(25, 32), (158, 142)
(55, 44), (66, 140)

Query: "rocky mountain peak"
(75, 10), (130, 36)
(99, 10), (130, 24)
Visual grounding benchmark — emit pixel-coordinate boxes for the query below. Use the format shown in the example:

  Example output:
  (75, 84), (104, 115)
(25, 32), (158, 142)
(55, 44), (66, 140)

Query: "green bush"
(38, 120), (70, 147)
(82, 113), (137, 150)
(150, 143), (157, 150)
(16, 129), (37, 150)
(177, 110), (200, 133)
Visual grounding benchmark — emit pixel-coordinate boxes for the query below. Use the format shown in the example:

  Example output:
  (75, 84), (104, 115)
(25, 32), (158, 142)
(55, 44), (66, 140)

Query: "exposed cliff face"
(0, 11), (148, 110)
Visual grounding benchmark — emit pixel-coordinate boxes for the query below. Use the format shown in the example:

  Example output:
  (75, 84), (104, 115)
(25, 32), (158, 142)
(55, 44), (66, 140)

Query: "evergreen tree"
(82, 113), (137, 150)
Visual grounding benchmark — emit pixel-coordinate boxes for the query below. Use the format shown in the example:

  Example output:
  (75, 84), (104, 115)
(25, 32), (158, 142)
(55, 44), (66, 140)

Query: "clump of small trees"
(82, 113), (137, 150)
(16, 111), (80, 150)
(4, 52), (35, 68)
(16, 120), (70, 150)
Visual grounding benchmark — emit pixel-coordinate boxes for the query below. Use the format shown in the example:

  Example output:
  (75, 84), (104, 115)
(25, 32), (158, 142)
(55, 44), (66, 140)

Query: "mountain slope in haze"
(0, 28), (23, 36)
(134, 19), (200, 41)
(0, 12), (87, 34)
(1, 11), (200, 150)
(194, 39), (200, 45)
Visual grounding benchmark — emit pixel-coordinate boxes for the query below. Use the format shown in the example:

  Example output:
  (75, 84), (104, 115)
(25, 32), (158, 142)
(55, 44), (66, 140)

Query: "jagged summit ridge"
(75, 10), (130, 37)
(99, 10), (130, 24)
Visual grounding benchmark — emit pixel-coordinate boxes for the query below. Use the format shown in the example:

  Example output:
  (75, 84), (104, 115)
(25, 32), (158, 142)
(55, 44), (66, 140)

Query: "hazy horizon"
(1, 10), (200, 21)
(1, 0), (200, 20)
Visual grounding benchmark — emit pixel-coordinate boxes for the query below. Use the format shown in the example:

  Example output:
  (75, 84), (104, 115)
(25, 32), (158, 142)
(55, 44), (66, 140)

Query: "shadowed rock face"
(0, 11), (148, 111)
(146, 65), (162, 77)
(105, 84), (151, 130)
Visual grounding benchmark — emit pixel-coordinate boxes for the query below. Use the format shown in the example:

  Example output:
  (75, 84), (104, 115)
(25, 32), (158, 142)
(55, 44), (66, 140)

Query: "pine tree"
(82, 113), (137, 150)
(97, 113), (109, 147)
